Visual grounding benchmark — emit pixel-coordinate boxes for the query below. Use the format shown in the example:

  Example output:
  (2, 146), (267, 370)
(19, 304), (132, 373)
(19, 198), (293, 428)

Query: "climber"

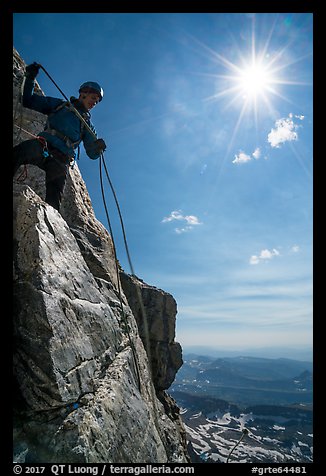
(13, 62), (107, 211)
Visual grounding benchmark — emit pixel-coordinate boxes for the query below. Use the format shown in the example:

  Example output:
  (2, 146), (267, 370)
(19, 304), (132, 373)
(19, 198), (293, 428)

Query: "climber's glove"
(25, 62), (41, 80)
(92, 138), (107, 154)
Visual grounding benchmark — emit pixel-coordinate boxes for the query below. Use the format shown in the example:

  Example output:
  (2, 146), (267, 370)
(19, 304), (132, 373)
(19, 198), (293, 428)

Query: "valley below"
(170, 354), (313, 463)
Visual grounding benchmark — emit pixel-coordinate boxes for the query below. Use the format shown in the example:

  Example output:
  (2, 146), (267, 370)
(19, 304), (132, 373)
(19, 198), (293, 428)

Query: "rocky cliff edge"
(13, 47), (189, 464)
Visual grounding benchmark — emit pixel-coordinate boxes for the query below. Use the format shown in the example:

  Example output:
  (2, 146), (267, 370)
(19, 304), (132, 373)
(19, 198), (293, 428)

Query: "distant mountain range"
(170, 354), (313, 463)
(172, 354), (312, 406)
(182, 346), (313, 362)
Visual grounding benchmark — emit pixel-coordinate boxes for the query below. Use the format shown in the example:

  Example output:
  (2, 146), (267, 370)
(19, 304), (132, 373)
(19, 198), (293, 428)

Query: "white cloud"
(259, 249), (273, 260)
(249, 248), (280, 265)
(267, 113), (302, 148)
(234, 114), (304, 164)
(175, 226), (193, 234)
(233, 112), (304, 164)
(232, 147), (261, 164)
(232, 151), (252, 164)
(249, 255), (260, 265)
(252, 147), (261, 159)
(261, 248), (280, 259)
(185, 215), (202, 225)
(249, 245), (303, 264)
(291, 245), (300, 253)
(162, 210), (202, 233)
(162, 210), (183, 223)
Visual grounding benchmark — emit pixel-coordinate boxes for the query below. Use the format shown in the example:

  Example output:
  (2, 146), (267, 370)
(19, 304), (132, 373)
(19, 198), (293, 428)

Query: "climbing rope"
(98, 152), (142, 391)
(226, 428), (249, 463)
(100, 153), (153, 375)
(39, 65), (70, 102)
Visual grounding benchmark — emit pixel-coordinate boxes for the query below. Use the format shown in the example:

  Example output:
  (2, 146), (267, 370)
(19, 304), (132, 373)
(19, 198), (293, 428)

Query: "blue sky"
(13, 13), (313, 357)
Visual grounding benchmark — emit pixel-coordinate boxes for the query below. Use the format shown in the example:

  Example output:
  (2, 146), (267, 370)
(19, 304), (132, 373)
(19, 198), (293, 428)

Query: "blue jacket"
(22, 77), (101, 160)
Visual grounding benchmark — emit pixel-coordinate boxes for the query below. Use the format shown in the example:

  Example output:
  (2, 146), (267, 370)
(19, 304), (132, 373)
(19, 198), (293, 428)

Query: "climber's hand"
(94, 138), (107, 154)
(25, 62), (41, 80)
(87, 139), (107, 159)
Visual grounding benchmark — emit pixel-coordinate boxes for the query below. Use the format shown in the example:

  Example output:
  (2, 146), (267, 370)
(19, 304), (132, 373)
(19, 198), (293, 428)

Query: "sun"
(184, 15), (310, 164)
(236, 61), (274, 99)
(210, 51), (283, 117)
(189, 24), (299, 119)
(192, 39), (289, 127)
(209, 50), (287, 159)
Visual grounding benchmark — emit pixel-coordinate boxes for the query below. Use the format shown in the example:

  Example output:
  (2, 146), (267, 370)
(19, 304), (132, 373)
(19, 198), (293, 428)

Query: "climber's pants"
(13, 139), (71, 211)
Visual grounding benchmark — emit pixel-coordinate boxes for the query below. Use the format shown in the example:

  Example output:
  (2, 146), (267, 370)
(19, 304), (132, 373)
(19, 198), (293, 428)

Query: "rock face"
(120, 273), (183, 391)
(13, 48), (189, 463)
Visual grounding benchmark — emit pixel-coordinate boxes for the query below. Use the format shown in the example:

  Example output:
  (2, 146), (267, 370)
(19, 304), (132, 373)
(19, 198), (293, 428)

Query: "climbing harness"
(44, 99), (88, 151)
(45, 125), (81, 150)
(37, 136), (49, 159)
